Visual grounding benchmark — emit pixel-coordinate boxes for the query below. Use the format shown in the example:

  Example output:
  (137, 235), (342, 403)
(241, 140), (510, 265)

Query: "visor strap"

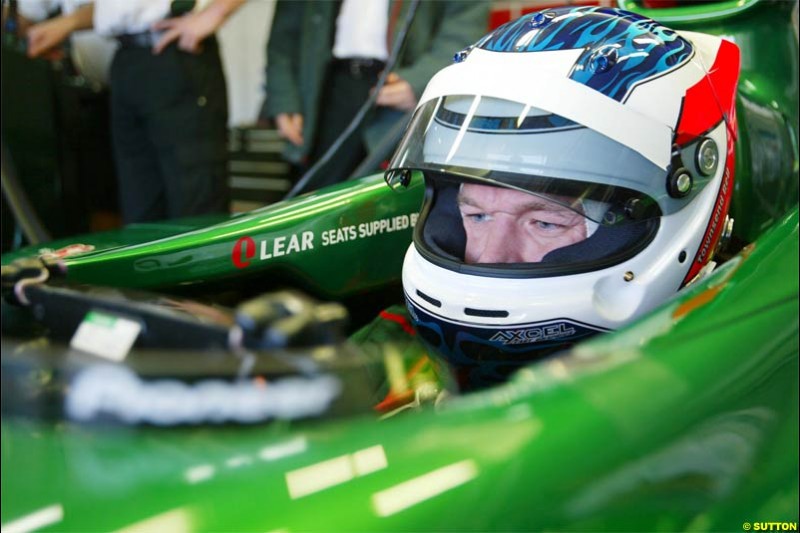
(585, 218), (599, 238)
(581, 198), (608, 238)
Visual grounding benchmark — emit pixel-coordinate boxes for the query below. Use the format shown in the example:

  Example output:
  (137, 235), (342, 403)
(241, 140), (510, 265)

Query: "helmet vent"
(464, 308), (510, 318)
(416, 290), (442, 308)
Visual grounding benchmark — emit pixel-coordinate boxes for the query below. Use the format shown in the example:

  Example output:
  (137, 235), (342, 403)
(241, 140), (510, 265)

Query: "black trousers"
(109, 38), (229, 224)
(308, 60), (382, 189)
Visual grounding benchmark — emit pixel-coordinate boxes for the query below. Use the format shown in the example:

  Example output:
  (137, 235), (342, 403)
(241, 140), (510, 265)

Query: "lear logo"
(232, 232), (315, 269)
(232, 236), (256, 269)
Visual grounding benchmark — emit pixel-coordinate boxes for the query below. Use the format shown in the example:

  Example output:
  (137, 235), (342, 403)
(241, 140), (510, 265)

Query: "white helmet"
(385, 6), (740, 389)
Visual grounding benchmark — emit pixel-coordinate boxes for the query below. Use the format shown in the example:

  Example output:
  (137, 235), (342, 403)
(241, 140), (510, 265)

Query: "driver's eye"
(533, 220), (563, 231)
(462, 212), (491, 223)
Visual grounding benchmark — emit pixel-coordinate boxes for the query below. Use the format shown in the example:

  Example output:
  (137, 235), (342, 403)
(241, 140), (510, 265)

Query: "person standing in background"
(25, 0), (243, 224)
(5, 0), (117, 83)
(263, 0), (490, 189)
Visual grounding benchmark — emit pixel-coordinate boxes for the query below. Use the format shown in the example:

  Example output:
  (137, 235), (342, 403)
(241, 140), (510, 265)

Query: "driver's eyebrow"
(457, 193), (579, 215)
(456, 193), (481, 208)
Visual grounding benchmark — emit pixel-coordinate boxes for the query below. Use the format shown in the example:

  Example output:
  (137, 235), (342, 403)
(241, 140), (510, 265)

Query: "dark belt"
(331, 57), (386, 79)
(116, 31), (164, 49)
(116, 31), (217, 50)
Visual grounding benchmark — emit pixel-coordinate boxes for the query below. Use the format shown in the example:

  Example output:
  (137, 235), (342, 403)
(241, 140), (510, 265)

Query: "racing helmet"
(385, 7), (740, 389)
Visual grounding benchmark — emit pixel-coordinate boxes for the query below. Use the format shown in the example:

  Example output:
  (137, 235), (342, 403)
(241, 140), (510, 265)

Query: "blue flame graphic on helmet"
(406, 295), (607, 388)
(476, 7), (693, 102)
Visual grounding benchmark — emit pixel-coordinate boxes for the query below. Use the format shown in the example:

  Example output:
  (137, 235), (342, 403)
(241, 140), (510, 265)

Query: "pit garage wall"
(217, 0), (276, 127)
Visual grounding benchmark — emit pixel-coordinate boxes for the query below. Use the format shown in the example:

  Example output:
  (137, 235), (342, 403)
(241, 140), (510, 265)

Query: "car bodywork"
(1, 1), (798, 531)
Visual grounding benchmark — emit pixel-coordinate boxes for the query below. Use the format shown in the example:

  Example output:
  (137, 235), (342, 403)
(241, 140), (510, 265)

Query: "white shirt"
(332, 0), (389, 61)
(17, 0), (89, 20)
(93, 0), (210, 37)
(93, 0), (170, 36)
(17, 0), (116, 86)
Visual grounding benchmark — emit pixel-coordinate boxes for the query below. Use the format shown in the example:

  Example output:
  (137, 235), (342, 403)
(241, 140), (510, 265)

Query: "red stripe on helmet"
(675, 39), (740, 146)
(677, 39), (740, 287)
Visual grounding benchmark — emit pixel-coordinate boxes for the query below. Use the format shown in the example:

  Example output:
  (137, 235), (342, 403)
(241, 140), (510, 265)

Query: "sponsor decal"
(66, 365), (342, 425)
(490, 323), (577, 345)
(232, 236), (256, 269)
(321, 214), (418, 246)
(697, 167), (731, 265)
(231, 213), (418, 269)
(681, 137), (735, 287)
(232, 232), (314, 269)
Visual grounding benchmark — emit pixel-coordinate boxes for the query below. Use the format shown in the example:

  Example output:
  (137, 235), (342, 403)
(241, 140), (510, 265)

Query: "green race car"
(2, 1), (798, 531)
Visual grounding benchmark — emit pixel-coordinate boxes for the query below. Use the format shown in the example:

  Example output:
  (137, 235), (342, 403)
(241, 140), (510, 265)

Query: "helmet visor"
(387, 95), (672, 225)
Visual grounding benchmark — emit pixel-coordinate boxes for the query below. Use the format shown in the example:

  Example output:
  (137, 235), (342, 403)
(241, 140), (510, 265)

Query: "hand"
(152, 8), (221, 54)
(275, 113), (304, 147)
(26, 16), (74, 58)
(376, 73), (417, 111)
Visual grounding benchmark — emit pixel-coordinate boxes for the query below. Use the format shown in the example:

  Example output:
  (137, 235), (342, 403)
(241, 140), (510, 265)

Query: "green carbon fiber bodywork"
(2, 1), (798, 531)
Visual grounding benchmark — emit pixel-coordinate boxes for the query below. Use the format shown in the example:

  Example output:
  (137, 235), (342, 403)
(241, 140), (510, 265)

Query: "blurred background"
(6, 0), (793, 253)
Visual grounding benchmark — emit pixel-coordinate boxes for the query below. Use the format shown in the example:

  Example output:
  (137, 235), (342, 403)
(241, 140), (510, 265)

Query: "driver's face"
(458, 183), (587, 264)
